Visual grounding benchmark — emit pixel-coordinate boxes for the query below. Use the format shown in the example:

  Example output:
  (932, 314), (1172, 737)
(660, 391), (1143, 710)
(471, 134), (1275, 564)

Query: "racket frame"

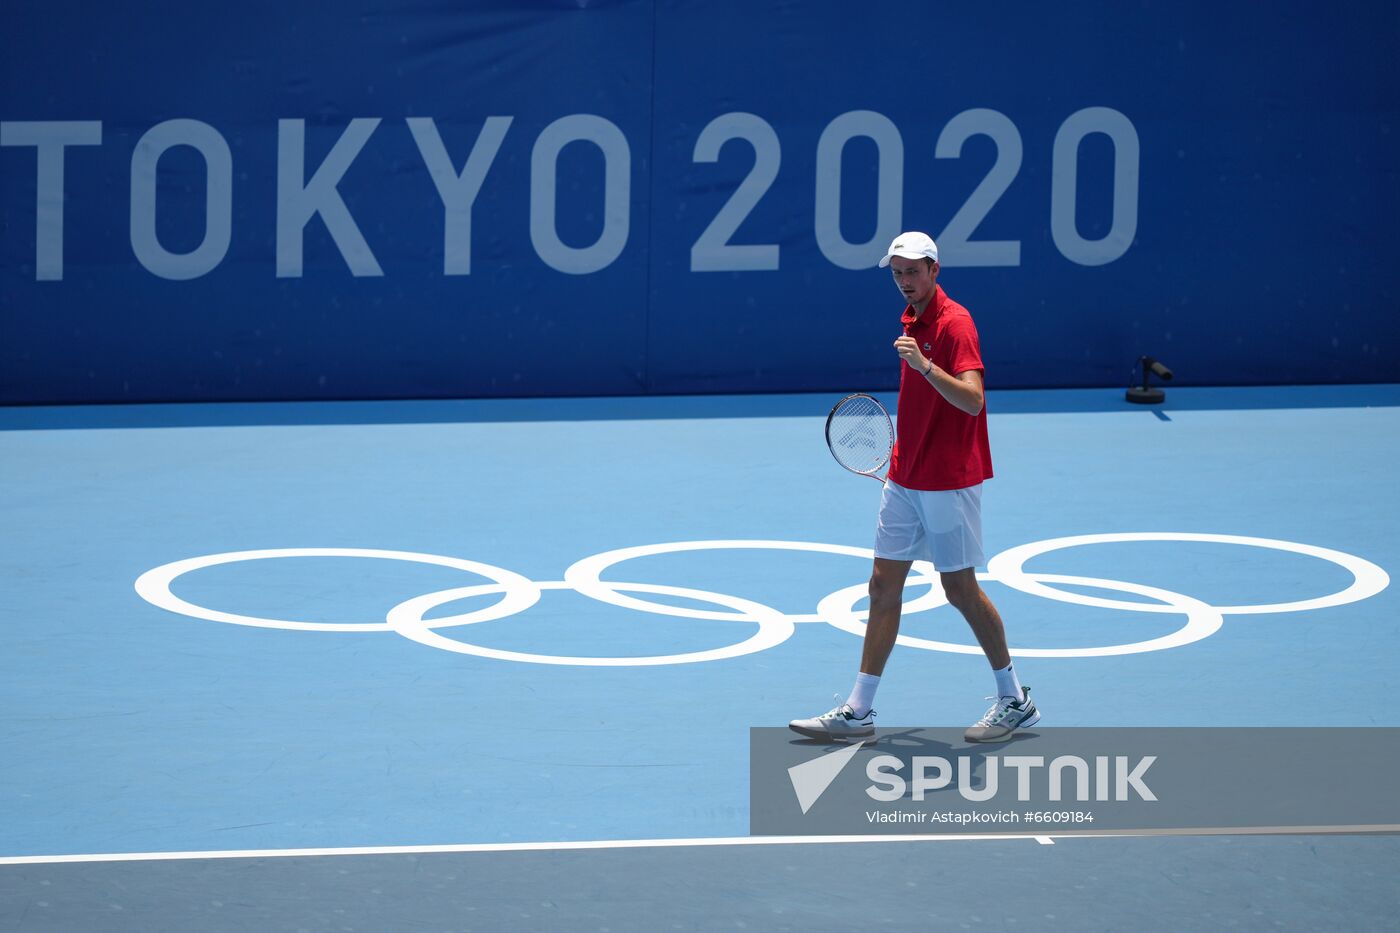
(824, 392), (894, 483)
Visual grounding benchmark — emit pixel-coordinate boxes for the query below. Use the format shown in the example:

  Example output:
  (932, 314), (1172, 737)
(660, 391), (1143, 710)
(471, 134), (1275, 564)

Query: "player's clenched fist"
(893, 335), (927, 372)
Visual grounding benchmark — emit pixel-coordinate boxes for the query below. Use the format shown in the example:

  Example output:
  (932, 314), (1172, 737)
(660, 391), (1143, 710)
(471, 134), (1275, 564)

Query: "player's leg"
(940, 567), (1010, 669)
(923, 484), (1041, 742)
(789, 483), (922, 740)
(860, 556), (915, 676)
(943, 569), (1037, 741)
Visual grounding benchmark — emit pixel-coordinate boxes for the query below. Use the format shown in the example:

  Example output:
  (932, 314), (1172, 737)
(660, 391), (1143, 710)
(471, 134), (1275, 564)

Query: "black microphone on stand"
(1127, 355), (1173, 404)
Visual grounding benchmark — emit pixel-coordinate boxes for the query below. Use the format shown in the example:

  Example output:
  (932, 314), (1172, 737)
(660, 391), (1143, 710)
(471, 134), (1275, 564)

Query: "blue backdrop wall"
(3, 1), (1398, 403)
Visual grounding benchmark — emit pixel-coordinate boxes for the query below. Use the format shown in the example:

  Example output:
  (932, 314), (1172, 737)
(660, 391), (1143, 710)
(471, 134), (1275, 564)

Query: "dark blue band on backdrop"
(2, 1), (1398, 403)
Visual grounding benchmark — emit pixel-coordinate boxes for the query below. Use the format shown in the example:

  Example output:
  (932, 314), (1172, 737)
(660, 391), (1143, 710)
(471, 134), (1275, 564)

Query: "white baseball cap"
(878, 231), (939, 267)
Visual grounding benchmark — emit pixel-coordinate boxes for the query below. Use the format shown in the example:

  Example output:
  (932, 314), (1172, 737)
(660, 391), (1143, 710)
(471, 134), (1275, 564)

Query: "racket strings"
(827, 396), (893, 475)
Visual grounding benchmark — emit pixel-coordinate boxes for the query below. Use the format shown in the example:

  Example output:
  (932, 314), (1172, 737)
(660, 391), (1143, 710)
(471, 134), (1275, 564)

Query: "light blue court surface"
(2, 386), (1399, 928)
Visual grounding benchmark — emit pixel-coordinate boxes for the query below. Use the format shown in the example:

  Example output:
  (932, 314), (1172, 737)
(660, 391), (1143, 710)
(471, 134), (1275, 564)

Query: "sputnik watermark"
(789, 743), (1154, 815)
(866, 754), (1156, 802)
(753, 728), (1400, 837)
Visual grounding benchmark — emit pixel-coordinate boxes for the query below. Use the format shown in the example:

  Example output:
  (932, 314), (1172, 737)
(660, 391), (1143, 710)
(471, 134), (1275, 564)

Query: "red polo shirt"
(888, 285), (993, 491)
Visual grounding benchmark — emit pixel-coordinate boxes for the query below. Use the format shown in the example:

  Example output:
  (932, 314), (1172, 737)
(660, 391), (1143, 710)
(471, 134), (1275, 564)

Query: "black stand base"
(1126, 386), (1165, 404)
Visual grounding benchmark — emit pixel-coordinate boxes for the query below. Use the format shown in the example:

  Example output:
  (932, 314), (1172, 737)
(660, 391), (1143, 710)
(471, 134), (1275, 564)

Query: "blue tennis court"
(2, 385), (1397, 929)
(5, 3), (1400, 926)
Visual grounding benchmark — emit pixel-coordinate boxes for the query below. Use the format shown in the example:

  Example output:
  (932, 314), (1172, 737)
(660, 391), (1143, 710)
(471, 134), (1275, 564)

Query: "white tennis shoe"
(964, 687), (1040, 743)
(789, 698), (876, 740)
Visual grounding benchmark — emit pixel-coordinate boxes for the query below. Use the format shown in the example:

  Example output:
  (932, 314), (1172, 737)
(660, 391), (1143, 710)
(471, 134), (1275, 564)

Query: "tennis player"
(791, 232), (1039, 743)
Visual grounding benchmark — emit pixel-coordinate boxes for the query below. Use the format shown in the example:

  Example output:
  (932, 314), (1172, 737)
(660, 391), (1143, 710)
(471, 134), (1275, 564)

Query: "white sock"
(846, 672), (880, 718)
(993, 663), (1023, 701)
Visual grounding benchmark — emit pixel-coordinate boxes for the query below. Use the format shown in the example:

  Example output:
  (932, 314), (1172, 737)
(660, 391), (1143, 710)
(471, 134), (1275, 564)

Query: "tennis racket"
(825, 393), (893, 482)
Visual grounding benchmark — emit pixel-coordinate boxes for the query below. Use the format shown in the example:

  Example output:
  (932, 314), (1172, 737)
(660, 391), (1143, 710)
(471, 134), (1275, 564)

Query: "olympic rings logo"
(133, 533), (1390, 667)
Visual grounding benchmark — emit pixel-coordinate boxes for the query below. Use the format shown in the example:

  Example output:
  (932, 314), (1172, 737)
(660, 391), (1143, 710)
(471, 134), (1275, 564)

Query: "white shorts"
(874, 480), (986, 572)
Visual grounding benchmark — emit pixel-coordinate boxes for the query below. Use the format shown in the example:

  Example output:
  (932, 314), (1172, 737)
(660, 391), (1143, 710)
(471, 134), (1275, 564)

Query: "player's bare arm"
(892, 336), (984, 416)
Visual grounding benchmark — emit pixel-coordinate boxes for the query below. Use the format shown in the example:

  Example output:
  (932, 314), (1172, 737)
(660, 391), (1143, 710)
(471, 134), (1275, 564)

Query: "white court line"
(0, 833), (1060, 866)
(5, 825), (1395, 866)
